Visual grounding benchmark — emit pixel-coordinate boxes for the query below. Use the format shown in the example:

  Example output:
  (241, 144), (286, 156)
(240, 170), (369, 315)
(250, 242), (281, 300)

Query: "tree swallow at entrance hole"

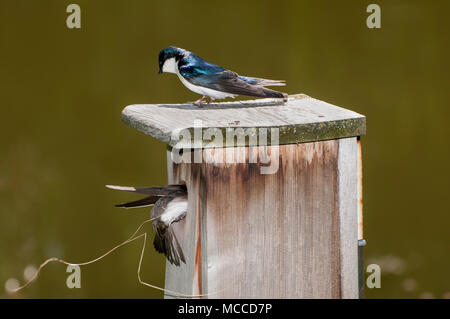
(106, 184), (187, 266)
(158, 46), (288, 105)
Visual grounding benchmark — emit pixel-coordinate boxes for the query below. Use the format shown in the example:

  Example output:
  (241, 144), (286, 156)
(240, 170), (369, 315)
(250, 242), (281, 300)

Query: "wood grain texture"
(338, 137), (359, 298)
(163, 140), (362, 298)
(164, 150), (207, 298)
(122, 94), (366, 148)
(120, 95), (365, 298)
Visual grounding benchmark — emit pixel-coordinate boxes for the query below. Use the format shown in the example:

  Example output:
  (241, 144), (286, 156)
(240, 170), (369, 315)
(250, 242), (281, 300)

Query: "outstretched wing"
(106, 184), (187, 209)
(114, 195), (160, 209)
(106, 184), (186, 196)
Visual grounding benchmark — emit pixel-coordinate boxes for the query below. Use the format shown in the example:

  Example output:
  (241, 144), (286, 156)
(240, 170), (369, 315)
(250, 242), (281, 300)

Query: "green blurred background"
(1, 0), (449, 298)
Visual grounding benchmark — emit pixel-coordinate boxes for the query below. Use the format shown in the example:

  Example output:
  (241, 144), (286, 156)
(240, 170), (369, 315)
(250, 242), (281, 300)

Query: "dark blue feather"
(179, 52), (225, 77)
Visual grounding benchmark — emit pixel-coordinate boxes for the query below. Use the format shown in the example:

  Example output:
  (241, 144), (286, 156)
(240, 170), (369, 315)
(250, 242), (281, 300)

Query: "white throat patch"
(162, 57), (177, 74)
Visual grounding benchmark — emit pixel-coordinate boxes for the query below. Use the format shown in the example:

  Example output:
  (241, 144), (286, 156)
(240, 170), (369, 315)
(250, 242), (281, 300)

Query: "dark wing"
(181, 67), (286, 98)
(178, 51), (287, 98)
(152, 195), (187, 266)
(114, 195), (160, 209)
(106, 184), (186, 196)
(153, 226), (186, 266)
(107, 184), (187, 210)
(239, 76), (286, 87)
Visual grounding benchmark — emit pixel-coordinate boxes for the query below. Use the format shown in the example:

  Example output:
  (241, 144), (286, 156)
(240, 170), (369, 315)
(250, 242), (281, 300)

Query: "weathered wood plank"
(128, 95), (366, 299)
(122, 94), (365, 148)
(357, 138), (364, 241)
(164, 149), (210, 299)
(165, 141), (352, 298)
(338, 137), (359, 298)
(164, 150), (198, 298)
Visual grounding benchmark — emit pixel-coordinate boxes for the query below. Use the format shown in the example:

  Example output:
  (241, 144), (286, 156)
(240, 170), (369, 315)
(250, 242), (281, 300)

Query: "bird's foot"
(191, 96), (208, 107)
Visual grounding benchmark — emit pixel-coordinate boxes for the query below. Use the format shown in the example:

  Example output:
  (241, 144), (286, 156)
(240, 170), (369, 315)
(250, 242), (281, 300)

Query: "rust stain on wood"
(332, 141), (342, 299)
(199, 142), (341, 297)
(165, 140), (356, 298)
(192, 165), (203, 297)
(193, 192), (202, 296)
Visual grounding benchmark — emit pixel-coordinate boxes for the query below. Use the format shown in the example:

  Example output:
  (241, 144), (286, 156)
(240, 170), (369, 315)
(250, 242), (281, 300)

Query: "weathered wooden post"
(122, 94), (365, 299)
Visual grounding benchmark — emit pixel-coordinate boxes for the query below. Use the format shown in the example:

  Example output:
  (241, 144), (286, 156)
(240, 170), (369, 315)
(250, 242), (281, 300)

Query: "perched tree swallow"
(158, 46), (288, 105)
(106, 184), (187, 266)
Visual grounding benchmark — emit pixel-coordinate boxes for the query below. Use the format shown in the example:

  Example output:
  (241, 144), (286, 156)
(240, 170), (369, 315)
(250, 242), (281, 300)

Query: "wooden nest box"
(122, 94), (366, 298)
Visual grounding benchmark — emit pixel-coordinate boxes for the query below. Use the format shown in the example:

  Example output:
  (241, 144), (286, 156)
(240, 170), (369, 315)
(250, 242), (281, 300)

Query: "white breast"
(176, 70), (236, 100)
(162, 58), (236, 100)
(160, 197), (188, 224)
